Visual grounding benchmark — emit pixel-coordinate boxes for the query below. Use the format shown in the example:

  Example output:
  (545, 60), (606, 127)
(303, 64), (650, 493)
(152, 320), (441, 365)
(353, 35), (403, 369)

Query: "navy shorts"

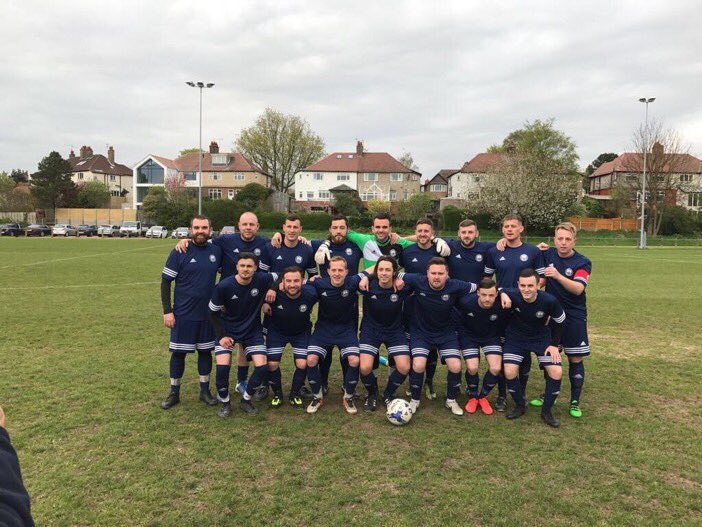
(169, 319), (216, 353)
(359, 328), (410, 358)
(410, 331), (460, 361)
(215, 326), (266, 358)
(503, 336), (561, 368)
(457, 331), (502, 360)
(266, 328), (309, 362)
(553, 318), (590, 357)
(308, 324), (359, 359)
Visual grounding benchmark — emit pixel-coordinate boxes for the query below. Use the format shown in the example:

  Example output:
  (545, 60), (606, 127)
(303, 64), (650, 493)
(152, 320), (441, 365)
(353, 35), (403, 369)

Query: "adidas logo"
(499, 256), (506, 261)
(419, 292), (426, 296)
(455, 254), (461, 259)
(580, 341), (586, 346)
(412, 258), (418, 262)
(189, 258), (197, 263)
(231, 294), (238, 299)
(468, 312), (474, 317)
(233, 248), (239, 253)
(277, 305), (284, 309)
(321, 292), (328, 296)
(371, 295), (377, 299)
(515, 307), (520, 312)
(276, 255), (283, 260)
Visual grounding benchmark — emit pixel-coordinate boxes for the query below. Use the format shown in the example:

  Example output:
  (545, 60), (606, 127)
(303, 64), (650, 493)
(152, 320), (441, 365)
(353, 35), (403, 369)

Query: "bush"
(582, 197), (605, 218)
(298, 212), (333, 231)
(658, 206), (701, 236)
(442, 206), (464, 231)
(234, 183), (272, 211)
(202, 199), (247, 231)
(257, 212), (288, 230)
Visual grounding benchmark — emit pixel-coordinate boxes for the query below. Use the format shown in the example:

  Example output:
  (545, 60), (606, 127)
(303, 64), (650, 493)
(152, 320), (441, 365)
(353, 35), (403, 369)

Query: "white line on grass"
(1, 244), (169, 269)
(0, 281), (160, 291)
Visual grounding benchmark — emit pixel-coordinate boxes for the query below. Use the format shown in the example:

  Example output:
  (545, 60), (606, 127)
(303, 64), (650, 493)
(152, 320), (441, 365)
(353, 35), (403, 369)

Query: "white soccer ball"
(386, 398), (413, 426)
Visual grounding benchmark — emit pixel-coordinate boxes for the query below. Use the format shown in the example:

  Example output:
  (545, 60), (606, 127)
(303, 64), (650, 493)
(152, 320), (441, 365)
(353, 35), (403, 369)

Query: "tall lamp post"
(186, 81), (215, 215)
(638, 96), (655, 249)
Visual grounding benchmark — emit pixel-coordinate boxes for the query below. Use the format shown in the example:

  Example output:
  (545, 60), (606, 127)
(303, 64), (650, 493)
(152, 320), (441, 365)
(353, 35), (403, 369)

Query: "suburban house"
(68, 146), (133, 202)
(447, 153), (503, 200)
(421, 170), (455, 199)
(132, 142), (271, 210)
(294, 141), (421, 211)
(588, 144), (702, 211)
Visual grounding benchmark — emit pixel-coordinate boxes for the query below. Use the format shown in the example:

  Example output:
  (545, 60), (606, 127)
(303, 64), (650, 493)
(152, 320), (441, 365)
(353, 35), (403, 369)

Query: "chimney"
(69, 149), (76, 161)
(108, 146), (115, 164)
(85, 146), (93, 157)
(209, 141), (219, 154)
(356, 140), (364, 155)
(652, 141), (664, 157)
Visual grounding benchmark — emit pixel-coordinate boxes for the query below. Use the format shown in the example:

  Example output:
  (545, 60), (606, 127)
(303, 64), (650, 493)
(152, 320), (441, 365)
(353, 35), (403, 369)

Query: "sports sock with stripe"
(569, 361), (585, 403)
(169, 352), (186, 395)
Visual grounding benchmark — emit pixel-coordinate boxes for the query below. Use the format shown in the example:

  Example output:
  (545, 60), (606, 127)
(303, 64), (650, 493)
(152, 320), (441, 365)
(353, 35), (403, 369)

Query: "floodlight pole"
(186, 81), (215, 215)
(638, 97), (655, 249)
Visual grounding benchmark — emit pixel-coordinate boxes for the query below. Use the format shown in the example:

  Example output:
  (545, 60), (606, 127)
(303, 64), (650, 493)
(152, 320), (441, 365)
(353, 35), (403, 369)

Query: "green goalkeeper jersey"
(346, 230), (414, 269)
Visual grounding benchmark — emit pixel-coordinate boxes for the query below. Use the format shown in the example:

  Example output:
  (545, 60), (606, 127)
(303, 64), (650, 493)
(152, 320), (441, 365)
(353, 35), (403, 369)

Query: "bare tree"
(623, 120), (691, 236)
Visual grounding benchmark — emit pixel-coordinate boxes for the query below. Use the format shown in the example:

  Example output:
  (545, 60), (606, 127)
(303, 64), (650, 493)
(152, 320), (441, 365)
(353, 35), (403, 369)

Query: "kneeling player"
(358, 256), (411, 411)
(264, 266), (318, 408)
(456, 278), (507, 415)
(500, 269), (566, 427)
(160, 216), (221, 410)
(209, 253), (277, 417)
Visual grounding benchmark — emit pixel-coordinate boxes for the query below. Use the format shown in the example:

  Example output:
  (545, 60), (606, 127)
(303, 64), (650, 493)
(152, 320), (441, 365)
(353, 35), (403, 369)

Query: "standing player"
(304, 257), (368, 414)
(531, 222), (592, 418)
(500, 269), (566, 427)
(456, 278), (506, 415)
(484, 213), (545, 411)
(266, 213), (317, 277)
(263, 267), (318, 408)
(399, 258), (477, 416)
(357, 256), (411, 410)
(160, 216), (221, 410)
(208, 253), (277, 417)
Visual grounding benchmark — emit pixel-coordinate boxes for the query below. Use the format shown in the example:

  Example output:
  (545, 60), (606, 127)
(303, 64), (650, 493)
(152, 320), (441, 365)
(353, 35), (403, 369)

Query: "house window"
(78, 173), (84, 180)
(298, 192), (303, 198)
(688, 192), (702, 207)
(680, 174), (693, 183)
(389, 190), (397, 201)
(313, 173), (323, 181)
(209, 173), (220, 181)
(109, 175), (116, 182)
(337, 174), (350, 181)
(361, 191), (380, 201)
(404, 191), (412, 200)
(212, 154), (228, 165)
(307, 191), (314, 199)
(184, 172), (197, 181)
(430, 184), (445, 192)
(364, 173), (378, 182)
(319, 190), (330, 200)
(228, 189), (236, 200)
(234, 172), (245, 180)
(208, 188), (222, 199)
(391, 173), (402, 182)
(137, 159), (164, 184)
(111, 190), (120, 197)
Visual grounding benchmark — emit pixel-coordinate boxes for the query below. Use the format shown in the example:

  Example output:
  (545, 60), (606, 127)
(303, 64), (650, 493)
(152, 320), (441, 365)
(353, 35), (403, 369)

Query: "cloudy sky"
(2, 0), (701, 179)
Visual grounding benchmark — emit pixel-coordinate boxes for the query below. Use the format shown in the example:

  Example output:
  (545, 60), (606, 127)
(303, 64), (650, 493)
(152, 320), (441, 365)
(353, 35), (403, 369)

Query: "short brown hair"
(284, 213), (301, 225)
(328, 255), (348, 269)
(459, 219), (477, 229)
(555, 221), (577, 237)
(477, 278), (497, 291)
(426, 256), (448, 271)
(502, 213), (523, 226)
(330, 214), (348, 227)
(372, 212), (392, 226)
(282, 266), (304, 279)
(190, 215), (211, 227)
(415, 218), (434, 229)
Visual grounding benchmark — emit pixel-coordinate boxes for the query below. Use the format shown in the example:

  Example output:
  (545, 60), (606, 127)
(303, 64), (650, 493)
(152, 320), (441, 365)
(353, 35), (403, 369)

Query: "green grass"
(0, 238), (700, 526)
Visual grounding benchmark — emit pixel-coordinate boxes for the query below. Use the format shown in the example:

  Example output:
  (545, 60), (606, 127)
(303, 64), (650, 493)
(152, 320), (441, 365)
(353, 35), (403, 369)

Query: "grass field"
(0, 238), (700, 526)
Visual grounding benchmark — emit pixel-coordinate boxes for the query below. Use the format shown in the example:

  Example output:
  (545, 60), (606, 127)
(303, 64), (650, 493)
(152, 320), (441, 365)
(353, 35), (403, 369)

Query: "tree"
(234, 182), (272, 211)
(621, 120), (690, 236)
(141, 187), (171, 226)
(366, 198), (391, 217)
(76, 181), (111, 208)
(30, 151), (73, 212)
(397, 151), (419, 171)
(179, 148), (202, 157)
(395, 193), (434, 226)
(333, 192), (363, 217)
(235, 108), (325, 193)
(9, 169), (29, 184)
(478, 119), (581, 231)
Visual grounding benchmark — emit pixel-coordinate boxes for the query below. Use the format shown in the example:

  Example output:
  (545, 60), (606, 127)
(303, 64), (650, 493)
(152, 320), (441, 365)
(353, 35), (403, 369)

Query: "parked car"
(77, 224), (98, 237)
(98, 224), (120, 237)
(171, 227), (190, 239)
(219, 225), (236, 236)
(25, 224), (52, 237)
(52, 224), (77, 237)
(146, 225), (168, 238)
(120, 221), (147, 238)
(0, 223), (24, 236)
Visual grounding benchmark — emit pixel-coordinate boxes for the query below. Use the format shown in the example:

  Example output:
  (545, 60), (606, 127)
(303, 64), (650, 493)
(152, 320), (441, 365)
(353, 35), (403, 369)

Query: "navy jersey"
(311, 239), (363, 277)
(502, 289), (565, 341)
(456, 294), (507, 339)
(360, 281), (411, 333)
(401, 274), (477, 337)
(268, 284), (318, 336)
(447, 240), (495, 283)
(543, 248), (591, 320)
(484, 243), (545, 288)
(308, 274), (365, 326)
(208, 272), (277, 336)
(162, 243), (222, 321)
(213, 233), (271, 278)
(399, 243), (440, 273)
(267, 241), (318, 277)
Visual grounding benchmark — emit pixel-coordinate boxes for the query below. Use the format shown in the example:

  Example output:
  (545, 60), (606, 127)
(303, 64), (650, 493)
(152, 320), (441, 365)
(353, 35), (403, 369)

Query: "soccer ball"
(386, 398), (413, 426)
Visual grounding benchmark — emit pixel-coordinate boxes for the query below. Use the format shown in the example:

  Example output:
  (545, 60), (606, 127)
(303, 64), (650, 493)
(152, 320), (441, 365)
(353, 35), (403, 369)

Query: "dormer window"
(212, 154), (228, 165)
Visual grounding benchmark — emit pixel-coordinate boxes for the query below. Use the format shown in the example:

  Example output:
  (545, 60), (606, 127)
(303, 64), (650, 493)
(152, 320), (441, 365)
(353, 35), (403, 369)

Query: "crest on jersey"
(341, 289), (349, 297)
(565, 268), (573, 276)
(251, 288), (259, 297)
(520, 254), (528, 262)
(442, 294), (450, 301)
(299, 304), (308, 312)
(490, 314), (498, 321)
(345, 248), (353, 255)
(209, 254), (216, 263)
(536, 311), (544, 318)
(390, 294), (399, 302)
(475, 254), (483, 262)
(295, 255), (303, 264)
(390, 249), (397, 257)
(254, 248), (261, 256)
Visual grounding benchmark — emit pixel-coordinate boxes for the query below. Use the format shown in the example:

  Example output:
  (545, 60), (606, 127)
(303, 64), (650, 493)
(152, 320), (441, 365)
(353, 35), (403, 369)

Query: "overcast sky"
(1, 0), (701, 180)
